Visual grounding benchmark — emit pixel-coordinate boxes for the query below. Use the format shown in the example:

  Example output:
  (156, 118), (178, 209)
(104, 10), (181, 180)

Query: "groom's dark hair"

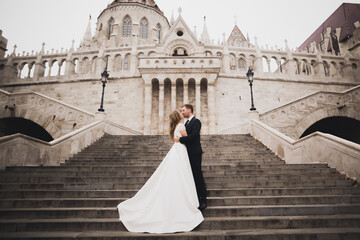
(183, 104), (193, 113)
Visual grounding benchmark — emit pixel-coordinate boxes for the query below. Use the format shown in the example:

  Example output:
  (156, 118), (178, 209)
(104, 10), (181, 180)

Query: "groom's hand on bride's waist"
(174, 137), (180, 143)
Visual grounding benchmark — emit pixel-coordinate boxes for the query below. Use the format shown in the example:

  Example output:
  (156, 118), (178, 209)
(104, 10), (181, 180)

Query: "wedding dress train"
(117, 123), (203, 233)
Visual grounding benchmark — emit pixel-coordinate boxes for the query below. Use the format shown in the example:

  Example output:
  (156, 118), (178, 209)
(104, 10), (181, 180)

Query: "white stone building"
(0, 0), (359, 142)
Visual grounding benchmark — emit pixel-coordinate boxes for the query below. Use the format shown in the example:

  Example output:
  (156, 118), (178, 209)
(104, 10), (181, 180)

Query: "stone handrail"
(0, 119), (142, 170)
(250, 119), (360, 181)
(0, 89), (96, 139)
(259, 85), (360, 139)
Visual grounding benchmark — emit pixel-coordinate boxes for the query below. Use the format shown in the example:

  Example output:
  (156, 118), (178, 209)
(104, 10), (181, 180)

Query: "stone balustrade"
(250, 119), (360, 181)
(260, 85), (360, 139)
(0, 89), (96, 139)
(0, 119), (142, 170)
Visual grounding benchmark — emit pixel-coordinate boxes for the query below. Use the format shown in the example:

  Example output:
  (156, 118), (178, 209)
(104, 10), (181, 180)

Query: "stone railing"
(250, 119), (360, 181)
(138, 56), (221, 72)
(0, 119), (142, 170)
(260, 85), (360, 139)
(0, 89), (96, 139)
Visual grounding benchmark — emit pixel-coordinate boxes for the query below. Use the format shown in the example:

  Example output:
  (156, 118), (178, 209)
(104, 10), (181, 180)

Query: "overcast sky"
(0, 0), (359, 55)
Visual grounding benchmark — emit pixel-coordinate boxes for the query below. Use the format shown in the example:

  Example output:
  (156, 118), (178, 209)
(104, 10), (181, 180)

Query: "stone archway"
(300, 116), (360, 144)
(293, 106), (359, 139)
(0, 117), (54, 142)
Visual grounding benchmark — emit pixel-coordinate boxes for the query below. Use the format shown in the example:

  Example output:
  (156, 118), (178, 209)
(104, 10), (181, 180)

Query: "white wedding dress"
(117, 123), (204, 233)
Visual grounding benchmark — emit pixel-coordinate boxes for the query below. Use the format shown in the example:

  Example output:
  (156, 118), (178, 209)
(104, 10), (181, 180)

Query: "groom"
(175, 104), (207, 211)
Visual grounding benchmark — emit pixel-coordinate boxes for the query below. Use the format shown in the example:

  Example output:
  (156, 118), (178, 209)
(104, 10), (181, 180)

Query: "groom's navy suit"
(179, 116), (207, 203)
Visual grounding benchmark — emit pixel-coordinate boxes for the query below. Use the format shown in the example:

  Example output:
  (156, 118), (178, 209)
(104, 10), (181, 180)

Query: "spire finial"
(41, 42), (45, 53)
(178, 7), (182, 16)
(13, 44), (17, 55)
(170, 10), (175, 25)
(234, 15), (237, 26)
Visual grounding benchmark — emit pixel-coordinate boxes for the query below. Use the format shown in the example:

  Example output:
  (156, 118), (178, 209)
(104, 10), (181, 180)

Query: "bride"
(117, 110), (204, 234)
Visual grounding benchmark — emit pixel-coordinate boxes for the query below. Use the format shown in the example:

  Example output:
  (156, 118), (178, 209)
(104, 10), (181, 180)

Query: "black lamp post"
(98, 66), (109, 112)
(246, 67), (256, 111)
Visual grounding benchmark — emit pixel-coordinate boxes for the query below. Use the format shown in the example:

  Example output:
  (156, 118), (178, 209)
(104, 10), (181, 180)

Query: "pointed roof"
(227, 25), (247, 45)
(200, 17), (210, 44)
(82, 16), (92, 43)
(161, 9), (200, 51)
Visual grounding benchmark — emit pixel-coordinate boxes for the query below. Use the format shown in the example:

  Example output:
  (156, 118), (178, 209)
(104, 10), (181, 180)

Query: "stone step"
(0, 179), (355, 190)
(1, 214), (359, 232)
(1, 187), (359, 199)
(1, 195), (360, 209)
(0, 167), (337, 178)
(5, 163), (330, 172)
(1, 227), (359, 240)
(0, 173), (346, 184)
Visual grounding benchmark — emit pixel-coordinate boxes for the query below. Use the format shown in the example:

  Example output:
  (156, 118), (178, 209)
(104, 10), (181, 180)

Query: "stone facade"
(0, 1), (359, 138)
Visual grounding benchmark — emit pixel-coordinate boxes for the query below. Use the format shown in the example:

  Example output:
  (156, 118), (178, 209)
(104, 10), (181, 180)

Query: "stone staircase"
(0, 134), (359, 239)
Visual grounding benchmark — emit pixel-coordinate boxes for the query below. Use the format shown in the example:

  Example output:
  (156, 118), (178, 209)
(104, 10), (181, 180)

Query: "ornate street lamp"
(246, 67), (256, 111)
(98, 65), (109, 112)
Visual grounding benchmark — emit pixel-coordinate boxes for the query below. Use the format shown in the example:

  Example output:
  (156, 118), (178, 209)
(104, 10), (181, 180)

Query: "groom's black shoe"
(198, 198), (207, 211)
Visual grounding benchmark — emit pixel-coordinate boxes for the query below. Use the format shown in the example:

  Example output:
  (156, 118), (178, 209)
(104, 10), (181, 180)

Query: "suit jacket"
(179, 117), (203, 155)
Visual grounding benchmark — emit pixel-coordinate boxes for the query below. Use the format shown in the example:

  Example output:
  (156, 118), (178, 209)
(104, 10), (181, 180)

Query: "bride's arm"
(180, 130), (188, 137)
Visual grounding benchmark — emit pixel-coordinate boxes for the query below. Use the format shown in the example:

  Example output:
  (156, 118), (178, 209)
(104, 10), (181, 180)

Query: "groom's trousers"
(189, 153), (207, 201)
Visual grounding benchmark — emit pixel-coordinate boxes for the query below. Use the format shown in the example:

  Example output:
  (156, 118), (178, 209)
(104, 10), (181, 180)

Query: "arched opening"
(91, 57), (98, 74)
(270, 57), (278, 73)
(108, 17), (115, 39)
(262, 57), (269, 72)
(50, 60), (59, 77)
(200, 78), (208, 133)
(20, 63), (29, 78)
(123, 54), (130, 71)
(173, 47), (188, 56)
(300, 117), (360, 144)
(74, 58), (79, 74)
(114, 54), (122, 72)
(151, 79), (159, 134)
(43, 61), (49, 77)
(176, 79), (184, 109)
(156, 23), (161, 42)
(188, 79), (196, 108)
(122, 15), (132, 37)
(59, 60), (66, 76)
(164, 79), (172, 134)
(280, 58), (286, 73)
(0, 117), (53, 142)
(139, 18), (148, 40)
(238, 58), (246, 71)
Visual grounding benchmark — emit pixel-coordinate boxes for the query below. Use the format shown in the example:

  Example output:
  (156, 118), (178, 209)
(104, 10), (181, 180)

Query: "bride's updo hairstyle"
(169, 110), (182, 141)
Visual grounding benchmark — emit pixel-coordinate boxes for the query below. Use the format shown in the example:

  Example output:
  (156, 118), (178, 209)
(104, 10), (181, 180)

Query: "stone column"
(158, 83), (164, 135)
(196, 81), (201, 117)
(208, 83), (216, 134)
(183, 82), (188, 104)
(171, 83), (176, 110)
(144, 83), (152, 135)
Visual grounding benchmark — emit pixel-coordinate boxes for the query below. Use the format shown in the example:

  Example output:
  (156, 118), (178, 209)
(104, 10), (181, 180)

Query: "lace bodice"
(174, 123), (186, 138)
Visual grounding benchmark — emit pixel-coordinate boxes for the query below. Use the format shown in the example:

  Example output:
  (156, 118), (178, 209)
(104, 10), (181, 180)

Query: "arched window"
(140, 18), (148, 39)
(156, 23), (161, 41)
(123, 16), (131, 37)
(124, 55), (129, 70)
(108, 18), (115, 39)
(238, 58), (246, 71)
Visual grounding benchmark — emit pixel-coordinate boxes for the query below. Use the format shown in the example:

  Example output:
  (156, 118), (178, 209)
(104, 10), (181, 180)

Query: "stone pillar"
(171, 83), (176, 110)
(57, 62), (61, 76)
(158, 84), (164, 135)
(65, 59), (75, 76)
(144, 83), (152, 135)
(196, 82), (201, 117)
(184, 82), (188, 104)
(208, 83), (216, 134)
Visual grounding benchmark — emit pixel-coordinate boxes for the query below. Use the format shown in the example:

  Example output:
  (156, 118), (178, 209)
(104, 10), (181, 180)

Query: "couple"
(117, 104), (207, 234)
